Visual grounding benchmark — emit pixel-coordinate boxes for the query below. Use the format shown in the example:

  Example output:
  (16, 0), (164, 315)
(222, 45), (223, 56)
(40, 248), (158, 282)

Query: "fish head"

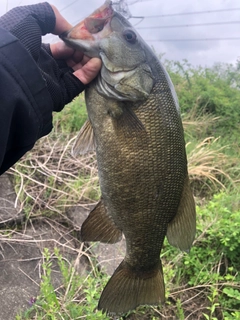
(60, 0), (154, 101)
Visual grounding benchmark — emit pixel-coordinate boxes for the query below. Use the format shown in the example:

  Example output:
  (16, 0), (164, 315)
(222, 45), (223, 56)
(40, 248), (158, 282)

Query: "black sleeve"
(0, 27), (53, 175)
(0, 3), (86, 175)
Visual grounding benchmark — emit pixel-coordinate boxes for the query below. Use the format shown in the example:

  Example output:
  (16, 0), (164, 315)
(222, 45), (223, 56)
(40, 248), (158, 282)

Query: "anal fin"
(72, 119), (95, 156)
(81, 199), (122, 244)
(167, 175), (196, 252)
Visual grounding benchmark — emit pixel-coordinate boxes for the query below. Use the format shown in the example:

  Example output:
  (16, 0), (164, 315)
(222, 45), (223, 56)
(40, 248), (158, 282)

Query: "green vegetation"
(166, 59), (240, 144)
(17, 248), (110, 320)
(14, 59), (240, 319)
(161, 192), (240, 319)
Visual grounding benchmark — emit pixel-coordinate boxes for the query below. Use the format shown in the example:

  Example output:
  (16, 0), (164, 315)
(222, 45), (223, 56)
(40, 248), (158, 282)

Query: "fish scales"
(92, 80), (185, 262)
(61, 0), (196, 315)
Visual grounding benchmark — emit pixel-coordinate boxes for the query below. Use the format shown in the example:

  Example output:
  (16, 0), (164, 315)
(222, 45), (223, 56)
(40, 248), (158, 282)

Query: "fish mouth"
(59, 1), (114, 57)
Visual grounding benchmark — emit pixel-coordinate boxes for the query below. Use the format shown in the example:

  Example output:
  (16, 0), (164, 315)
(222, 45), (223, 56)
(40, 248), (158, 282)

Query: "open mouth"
(60, 1), (114, 42)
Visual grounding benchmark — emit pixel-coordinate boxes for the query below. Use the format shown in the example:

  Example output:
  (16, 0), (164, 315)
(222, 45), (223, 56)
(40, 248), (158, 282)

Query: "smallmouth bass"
(61, 0), (196, 315)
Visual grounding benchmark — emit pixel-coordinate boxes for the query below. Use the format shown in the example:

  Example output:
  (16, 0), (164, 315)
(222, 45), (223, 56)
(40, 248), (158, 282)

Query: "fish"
(60, 0), (196, 316)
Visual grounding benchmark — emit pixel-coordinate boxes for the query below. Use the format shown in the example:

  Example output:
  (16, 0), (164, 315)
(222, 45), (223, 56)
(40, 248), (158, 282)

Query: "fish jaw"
(60, 0), (156, 102)
(60, 1), (114, 57)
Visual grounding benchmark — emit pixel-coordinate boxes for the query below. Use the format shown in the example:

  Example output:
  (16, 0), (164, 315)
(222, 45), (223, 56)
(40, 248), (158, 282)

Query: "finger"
(67, 58), (83, 69)
(66, 54), (90, 68)
(50, 41), (88, 63)
(50, 4), (72, 35)
(71, 55), (93, 71)
(73, 58), (102, 84)
(72, 50), (88, 64)
(50, 41), (75, 59)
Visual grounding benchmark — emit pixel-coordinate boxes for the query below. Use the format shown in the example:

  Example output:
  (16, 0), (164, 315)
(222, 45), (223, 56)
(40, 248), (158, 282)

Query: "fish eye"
(123, 30), (137, 44)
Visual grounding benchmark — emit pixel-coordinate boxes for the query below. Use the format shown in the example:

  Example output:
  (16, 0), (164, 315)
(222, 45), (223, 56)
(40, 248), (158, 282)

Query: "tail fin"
(98, 260), (165, 315)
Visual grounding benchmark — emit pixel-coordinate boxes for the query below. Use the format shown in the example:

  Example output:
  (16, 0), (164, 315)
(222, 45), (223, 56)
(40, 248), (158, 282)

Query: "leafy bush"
(164, 59), (240, 142)
(173, 192), (240, 317)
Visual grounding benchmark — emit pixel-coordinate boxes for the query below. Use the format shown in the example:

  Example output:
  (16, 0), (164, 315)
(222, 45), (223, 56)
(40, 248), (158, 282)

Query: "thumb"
(50, 5), (72, 34)
(73, 58), (102, 85)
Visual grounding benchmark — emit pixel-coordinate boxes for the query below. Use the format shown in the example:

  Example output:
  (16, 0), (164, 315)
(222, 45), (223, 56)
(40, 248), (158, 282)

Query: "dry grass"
(9, 133), (99, 218)
(187, 137), (232, 191)
(182, 101), (220, 139)
(183, 115), (219, 139)
(9, 129), (233, 219)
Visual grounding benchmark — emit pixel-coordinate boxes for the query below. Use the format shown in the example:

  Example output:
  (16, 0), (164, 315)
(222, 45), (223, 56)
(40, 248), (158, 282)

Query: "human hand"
(49, 5), (102, 85)
(50, 41), (102, 85)
(0, 2), (101, 111)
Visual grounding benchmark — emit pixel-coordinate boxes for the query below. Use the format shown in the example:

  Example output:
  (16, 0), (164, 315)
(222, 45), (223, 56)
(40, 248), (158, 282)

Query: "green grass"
(17, 248), (110, 320)
(53, 95), (88, 134)
(160, 191), (240, 319)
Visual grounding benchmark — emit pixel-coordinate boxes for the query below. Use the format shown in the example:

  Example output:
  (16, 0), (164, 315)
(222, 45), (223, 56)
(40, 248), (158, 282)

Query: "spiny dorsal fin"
(166, 175), (196, 252)
(98, 260), (165, 315)
(72, 119), (95, 156)
(81, 199), (122, 244)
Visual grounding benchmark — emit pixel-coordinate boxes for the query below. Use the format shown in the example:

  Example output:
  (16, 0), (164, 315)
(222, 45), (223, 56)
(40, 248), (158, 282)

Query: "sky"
(1, 0), (240, 67)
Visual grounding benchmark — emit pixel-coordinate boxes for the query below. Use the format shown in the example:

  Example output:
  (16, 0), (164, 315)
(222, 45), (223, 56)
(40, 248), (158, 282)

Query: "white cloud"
(1, 0), (239, 66)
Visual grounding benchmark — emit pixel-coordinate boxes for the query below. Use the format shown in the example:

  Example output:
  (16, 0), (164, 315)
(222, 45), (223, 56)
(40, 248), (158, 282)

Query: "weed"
(176, 299), (184, 320)
(18, 247), (110, 320)
(53, 96), (88, 133)
(10, 134), (99, 218)
(203, 288), (220, 320)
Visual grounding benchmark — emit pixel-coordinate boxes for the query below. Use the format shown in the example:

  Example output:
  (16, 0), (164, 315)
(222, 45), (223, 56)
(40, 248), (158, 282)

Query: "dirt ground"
(0, 173), (125, 320)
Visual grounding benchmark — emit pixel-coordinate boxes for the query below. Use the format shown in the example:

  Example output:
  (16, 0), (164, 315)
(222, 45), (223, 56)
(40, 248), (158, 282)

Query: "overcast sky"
(1, 0), (240, 67)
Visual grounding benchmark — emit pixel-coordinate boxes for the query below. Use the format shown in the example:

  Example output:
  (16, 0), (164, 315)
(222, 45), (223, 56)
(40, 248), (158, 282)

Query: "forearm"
(0, 2), (100, 175)
(0, 27), (53, 174)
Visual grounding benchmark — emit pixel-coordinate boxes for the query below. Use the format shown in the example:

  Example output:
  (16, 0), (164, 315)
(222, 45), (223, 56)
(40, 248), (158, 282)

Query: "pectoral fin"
(72, 120), (96, 156)
(114, 107), (146, 136)
(167, 175), (196, 252)
(81, 199), (122, 244)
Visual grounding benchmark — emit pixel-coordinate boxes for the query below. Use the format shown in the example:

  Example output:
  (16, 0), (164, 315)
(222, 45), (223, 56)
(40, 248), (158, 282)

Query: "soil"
(0, 173), (125, 320)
